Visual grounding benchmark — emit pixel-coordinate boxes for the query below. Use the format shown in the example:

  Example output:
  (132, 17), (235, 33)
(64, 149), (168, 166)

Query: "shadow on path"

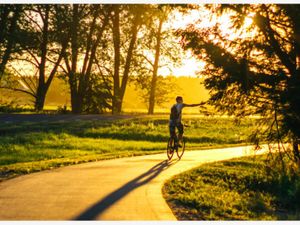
(74, 159), (177, 220)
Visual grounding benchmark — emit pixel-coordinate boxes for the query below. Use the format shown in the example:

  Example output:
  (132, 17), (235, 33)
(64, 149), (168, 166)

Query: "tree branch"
(0, 86), (36, 98)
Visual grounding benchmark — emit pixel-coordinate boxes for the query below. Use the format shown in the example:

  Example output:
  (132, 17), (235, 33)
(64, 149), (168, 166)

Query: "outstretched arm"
(183, 102), (205, 107)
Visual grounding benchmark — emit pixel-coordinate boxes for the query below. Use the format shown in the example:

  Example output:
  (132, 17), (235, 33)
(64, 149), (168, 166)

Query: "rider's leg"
(169, 123), (176, 146)
(177, 123), (184, 147)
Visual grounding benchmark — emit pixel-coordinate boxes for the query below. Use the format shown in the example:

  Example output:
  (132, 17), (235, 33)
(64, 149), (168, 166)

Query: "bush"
(0, 101), (32, 113)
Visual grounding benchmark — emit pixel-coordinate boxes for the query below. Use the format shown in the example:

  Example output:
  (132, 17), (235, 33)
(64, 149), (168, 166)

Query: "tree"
(134, 74), (178, 109)
(0, 5), (23, 80)
(148, 7), (169, 114)
(92, 4), (180, 114)
(133, 5), (183, 114)
(1, 5), (68, 111)
(60, 4), (112, 113)
(178, 4), (300, 165)
(111, 4), (146, 114)
(32, 5), (68, 111)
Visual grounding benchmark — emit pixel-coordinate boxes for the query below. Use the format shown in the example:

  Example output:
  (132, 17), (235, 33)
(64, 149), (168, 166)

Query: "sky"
(159, 8), (205, 77)
(160, 5), (255, 77)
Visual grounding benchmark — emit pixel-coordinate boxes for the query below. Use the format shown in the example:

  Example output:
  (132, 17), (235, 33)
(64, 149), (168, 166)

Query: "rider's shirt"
(170, 103), (185, 124)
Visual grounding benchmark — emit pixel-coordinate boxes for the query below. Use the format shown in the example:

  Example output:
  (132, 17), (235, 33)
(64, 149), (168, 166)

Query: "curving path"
(0, 146), (267, 220)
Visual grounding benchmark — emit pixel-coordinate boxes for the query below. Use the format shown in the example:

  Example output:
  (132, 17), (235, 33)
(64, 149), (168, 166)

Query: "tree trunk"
(112, 5), (121, 114)
(31, 5), (50, 112)
(64, 5), (110, 114)
(293, 138), (300, 164)
(148, 17), (163, 114)
(111, 6), (141, 114)
(35, 6), (67, 112)
(34, 85), (46, 111)
(69, 4), (80, 114)
(70, 89), (83, 114)
(118, 11), (141, 113)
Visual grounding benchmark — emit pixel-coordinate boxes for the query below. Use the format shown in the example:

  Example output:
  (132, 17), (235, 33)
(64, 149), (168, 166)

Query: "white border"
(1, 1), (299, 225)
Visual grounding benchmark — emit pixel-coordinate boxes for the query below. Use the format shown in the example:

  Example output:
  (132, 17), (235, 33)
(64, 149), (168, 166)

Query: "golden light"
(162, 6), (258, 77)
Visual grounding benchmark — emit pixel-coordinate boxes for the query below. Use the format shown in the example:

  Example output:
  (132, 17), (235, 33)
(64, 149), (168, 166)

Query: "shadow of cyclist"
(75, 159), (177, 220)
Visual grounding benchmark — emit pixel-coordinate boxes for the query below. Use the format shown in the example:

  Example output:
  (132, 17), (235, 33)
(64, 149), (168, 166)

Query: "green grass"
(0, 116), (260, 180)
(163, 154), (300, 220)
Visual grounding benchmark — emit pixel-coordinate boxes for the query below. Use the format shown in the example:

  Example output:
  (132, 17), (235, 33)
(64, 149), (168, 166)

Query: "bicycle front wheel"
(176, 137), (185, 159)
(167, 138), (175, 160)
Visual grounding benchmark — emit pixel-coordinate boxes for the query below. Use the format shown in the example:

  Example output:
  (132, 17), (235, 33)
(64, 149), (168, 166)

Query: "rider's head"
(176, 96), (183, 103)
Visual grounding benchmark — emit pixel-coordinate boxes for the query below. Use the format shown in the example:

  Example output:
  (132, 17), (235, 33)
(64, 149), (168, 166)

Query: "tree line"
(0, 4), (185, 114)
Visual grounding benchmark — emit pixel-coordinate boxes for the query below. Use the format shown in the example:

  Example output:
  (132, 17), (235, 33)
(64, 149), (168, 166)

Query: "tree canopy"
(178, 4), (300, 163)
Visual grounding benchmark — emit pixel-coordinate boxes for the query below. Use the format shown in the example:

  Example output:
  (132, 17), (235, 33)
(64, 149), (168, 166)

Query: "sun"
(162, 6), (257, 77)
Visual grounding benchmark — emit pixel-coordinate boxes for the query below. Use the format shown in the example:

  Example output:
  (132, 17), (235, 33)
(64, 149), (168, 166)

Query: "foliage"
(177, 4), (300, 165)
(0, 100), (31, 113)
(163, 154), (300, 220)
(56, 105), (69, 114)
(0, 5), (24, 78)
(82, 73), (112, 113)
(133, 75), (179, 108)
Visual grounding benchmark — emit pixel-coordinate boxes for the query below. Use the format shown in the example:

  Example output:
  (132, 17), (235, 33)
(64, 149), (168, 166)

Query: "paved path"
(0, 146), (266, 220)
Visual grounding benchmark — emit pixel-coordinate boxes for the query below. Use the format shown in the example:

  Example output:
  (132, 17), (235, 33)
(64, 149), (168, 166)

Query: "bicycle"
(167, 125), (188, 160)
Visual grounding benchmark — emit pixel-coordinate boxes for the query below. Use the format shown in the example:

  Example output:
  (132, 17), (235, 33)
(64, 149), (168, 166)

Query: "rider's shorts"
(169, 120), (184, 136)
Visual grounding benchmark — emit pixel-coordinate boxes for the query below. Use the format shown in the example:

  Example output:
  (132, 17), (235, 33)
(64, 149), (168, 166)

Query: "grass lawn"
(0, 115), (260, 180)
(163, 154), (300, 220)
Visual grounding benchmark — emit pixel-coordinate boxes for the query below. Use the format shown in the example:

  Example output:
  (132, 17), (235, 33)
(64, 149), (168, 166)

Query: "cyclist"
(169, 96), (202, 147)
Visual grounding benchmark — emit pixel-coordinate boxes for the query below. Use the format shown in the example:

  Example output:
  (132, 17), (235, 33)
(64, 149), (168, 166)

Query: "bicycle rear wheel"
(167, 137), (175, 160)
(176, 137), (185, 159)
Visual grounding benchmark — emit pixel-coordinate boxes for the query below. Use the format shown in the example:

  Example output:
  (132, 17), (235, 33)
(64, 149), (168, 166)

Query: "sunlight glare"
(166, 7), (258, 77)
